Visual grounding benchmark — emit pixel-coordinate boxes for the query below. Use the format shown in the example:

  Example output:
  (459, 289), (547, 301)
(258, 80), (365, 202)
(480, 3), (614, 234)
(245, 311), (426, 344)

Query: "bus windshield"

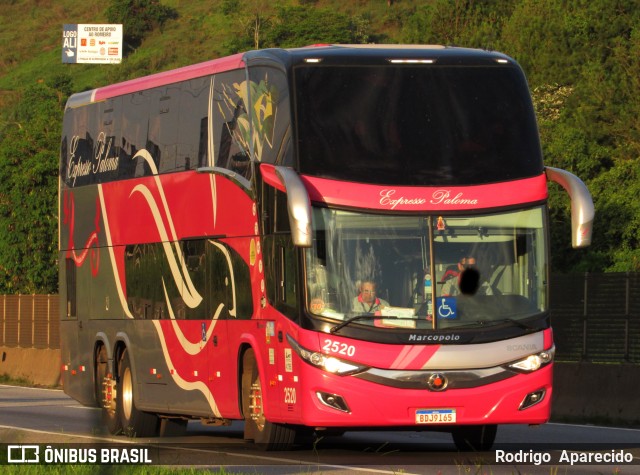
(305, 206), (547, 330)
(294, 65), (542, 185)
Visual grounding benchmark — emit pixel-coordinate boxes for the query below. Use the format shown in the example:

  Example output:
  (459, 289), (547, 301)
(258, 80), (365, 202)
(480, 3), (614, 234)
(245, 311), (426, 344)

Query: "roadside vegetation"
(2, 466), (238, 475)
(0, 373), (59, 388)
(1, 0), (639, 295)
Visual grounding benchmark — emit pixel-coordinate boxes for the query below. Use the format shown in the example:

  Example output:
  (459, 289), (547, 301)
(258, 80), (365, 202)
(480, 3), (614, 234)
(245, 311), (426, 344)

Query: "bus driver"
(352, 280), (389, 314)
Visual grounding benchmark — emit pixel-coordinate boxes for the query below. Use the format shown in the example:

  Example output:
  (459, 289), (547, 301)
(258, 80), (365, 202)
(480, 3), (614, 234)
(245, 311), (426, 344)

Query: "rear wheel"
(241, 349), (296, 450)
(452, 424), (497, 451)
(118, 349), (159, 437)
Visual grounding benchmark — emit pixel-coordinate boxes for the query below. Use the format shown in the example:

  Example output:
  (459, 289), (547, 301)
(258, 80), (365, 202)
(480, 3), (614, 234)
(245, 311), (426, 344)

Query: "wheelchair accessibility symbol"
(437, 297), (457, 320)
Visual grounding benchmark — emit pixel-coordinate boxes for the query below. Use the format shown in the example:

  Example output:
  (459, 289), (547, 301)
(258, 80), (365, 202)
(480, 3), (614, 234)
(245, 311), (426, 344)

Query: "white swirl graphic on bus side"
(98, 185), (134, 318)
(152, 320), (222, 417)
(129, 149), (203, 309)
(127, 149), (238, 411)
(208, 76), (218, 228)
(129, 183), (202, 309)
(160, 240), (237, 355)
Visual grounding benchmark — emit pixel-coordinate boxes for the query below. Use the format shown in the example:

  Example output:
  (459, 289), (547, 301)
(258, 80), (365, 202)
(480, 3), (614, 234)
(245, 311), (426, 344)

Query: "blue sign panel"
(62, 24), (78, 63)
(436, 297), (458, 320)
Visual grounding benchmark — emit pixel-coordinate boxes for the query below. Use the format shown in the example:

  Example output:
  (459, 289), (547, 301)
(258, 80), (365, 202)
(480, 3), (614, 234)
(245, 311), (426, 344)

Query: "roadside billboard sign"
(62, 24), (123, 64)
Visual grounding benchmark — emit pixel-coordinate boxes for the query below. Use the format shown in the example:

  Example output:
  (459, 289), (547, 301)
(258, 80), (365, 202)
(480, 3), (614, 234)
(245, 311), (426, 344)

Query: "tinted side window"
(212, 69), (253, 182)
(179, 77), (210, 169)
(248, 66), (291, 166)
(262, 235), (299, 321)
(150, 85), (180, 174)
(125, 239), (253, 320)
(122, 90), (152, 178)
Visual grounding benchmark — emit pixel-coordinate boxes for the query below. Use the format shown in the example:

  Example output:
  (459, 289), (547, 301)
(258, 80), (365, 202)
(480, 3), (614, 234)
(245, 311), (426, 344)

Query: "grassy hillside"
(0, 0), (408, 103)
(1, 0), (639, 285)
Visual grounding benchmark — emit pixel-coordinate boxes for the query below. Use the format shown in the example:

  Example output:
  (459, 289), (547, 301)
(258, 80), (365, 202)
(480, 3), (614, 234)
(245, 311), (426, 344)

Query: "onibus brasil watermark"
(6, 445), (152, 464)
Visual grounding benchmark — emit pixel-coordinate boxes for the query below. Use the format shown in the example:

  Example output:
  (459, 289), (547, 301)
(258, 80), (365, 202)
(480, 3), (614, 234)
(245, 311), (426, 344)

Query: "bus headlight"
(287, 335), (368, 376)
(508, 348), (555, 373)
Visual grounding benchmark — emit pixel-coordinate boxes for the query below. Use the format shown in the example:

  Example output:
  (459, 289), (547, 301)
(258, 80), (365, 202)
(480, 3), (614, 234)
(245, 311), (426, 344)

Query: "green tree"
(221, 0), (277, 53)
(589, 159), (640, 272)
(0, 1), (638, 276)
(264, 5), (371, 48)
(504, 0), (640, 272)
(401, 0), (515, 50)
(106, 0), (178, 51)
(0, 79), (66, 293)
(222, 3), (372, 54)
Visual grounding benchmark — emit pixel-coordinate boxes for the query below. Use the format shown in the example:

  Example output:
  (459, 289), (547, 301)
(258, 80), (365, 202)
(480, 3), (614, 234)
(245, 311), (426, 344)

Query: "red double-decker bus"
(59, 44), (593, 450)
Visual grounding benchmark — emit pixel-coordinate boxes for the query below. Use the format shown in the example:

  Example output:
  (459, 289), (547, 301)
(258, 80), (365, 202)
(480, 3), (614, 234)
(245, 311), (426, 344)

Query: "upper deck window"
(293, 65), (542, 186)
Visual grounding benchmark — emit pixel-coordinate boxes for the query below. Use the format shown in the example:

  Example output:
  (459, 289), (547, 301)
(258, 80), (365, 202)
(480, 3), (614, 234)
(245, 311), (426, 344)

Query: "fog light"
(519, 389), (546, 410)
(317, 391), (350, 413)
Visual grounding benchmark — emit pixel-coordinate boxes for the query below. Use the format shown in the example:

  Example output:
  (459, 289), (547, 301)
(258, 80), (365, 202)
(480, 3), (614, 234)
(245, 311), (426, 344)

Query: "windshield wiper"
(330, 315), (414, 334)
(455, 318), (537, 331)
(502, 318), (537, 330)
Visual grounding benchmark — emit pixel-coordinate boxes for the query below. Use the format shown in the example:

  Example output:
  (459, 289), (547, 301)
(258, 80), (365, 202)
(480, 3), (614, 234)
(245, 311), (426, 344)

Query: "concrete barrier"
(0, 346), (61, 387)
(1, 347), (638, 427)
(552, 362), (640, 426)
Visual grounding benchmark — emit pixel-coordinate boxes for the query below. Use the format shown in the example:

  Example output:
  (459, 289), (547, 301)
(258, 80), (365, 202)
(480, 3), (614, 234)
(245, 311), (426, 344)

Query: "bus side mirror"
(275, 166), (313, 248)
(545, 167), (594, 248)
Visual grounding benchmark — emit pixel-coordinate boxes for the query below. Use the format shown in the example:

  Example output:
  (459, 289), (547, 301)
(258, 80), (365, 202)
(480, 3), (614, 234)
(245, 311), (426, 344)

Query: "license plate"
(415, 408), (456, 424)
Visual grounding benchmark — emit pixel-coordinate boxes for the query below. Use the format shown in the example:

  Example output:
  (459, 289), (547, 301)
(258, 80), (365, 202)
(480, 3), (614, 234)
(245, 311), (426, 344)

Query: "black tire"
(118, 349), (159, 437)
(452, 424), (497, 451)
(241, 349), (296, 450)
(96, 345), (121, 435)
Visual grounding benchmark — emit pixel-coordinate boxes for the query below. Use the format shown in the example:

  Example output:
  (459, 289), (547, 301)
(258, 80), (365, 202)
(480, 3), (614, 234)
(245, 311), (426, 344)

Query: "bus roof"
(66, 53), (245, 108)
(66, 44), (514, 109)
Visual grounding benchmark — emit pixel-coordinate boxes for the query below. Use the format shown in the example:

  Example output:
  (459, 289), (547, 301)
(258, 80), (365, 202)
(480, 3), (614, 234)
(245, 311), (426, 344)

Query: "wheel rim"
(122, 367), (133, 421)
(249, 382), (266, 432)
(95, 349), (107, 407)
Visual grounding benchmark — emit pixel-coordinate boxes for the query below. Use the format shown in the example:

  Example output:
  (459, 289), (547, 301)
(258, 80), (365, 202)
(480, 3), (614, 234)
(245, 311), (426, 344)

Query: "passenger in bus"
(441, 256), (493, 297)
(352, 280), (389, 314)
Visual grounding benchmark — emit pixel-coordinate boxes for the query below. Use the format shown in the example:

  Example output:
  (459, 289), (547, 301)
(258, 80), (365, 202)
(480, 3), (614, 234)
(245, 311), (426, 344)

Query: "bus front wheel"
(451, 424), (497, 451)
(118, 349), (159, 437)
(241, 349), (296, 450)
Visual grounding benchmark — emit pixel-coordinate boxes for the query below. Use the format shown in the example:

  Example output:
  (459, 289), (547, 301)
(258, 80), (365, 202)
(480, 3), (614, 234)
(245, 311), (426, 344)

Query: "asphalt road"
(1, 384), (640, 474)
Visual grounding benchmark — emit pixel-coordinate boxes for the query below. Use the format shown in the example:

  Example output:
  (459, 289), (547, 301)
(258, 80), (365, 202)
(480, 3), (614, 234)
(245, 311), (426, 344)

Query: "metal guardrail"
(550, 272), (640, 363)
(0, 273), (638, 363)
(0, 295), (60, 349)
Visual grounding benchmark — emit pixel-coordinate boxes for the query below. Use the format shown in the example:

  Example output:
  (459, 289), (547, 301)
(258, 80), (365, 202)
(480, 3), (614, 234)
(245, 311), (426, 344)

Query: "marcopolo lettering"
(408, 334), (461, 342)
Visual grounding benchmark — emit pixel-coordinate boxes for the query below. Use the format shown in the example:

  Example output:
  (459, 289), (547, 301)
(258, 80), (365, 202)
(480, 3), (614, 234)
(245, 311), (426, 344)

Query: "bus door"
(259, 232), (302, 422)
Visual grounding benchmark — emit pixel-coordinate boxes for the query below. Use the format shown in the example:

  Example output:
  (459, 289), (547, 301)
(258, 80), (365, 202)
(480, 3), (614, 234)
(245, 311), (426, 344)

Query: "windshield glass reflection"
(305, 207), (547, 330)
